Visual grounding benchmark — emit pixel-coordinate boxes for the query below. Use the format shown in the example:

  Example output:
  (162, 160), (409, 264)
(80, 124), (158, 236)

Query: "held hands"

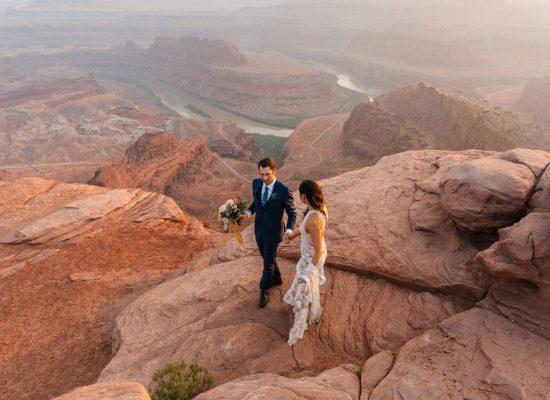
(284, 231), (295, 244)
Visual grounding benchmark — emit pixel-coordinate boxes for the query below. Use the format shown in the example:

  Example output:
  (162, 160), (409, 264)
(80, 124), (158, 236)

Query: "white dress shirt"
(262, 178), (276, 202)
(247, 178), (292, 235)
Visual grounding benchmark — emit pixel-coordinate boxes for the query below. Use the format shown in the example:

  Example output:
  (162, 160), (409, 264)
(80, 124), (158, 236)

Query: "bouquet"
(217, 198), (248, 245)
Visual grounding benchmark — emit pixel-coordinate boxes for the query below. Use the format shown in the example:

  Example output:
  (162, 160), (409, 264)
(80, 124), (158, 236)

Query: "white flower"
(226, 199), (236, 206)
(219, 204), (226, 213)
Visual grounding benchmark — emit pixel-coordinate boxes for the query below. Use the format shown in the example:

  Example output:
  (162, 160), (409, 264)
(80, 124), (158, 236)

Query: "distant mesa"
(0, 73), (100, 108)
(46, 36), (351, 127)
(150, 36), (246, 66)
(0, 70), (174, 182)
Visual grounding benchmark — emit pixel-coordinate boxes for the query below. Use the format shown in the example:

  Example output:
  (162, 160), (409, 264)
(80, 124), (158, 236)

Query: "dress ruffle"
(283, 215), (327, 345)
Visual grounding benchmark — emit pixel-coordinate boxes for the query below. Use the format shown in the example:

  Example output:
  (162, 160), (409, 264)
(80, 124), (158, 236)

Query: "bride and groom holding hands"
(242, 157), (328, 345)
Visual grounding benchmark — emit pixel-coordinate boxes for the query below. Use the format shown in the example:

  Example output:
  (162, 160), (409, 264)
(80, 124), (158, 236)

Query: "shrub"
(150, 360), (214, 400)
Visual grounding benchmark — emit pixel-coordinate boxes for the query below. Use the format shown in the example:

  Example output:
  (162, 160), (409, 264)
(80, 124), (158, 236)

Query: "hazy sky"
(0, 0), (289, 13)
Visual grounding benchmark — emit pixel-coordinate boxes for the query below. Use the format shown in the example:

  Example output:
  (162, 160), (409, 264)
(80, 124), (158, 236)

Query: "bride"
(283, 180), (328, 345)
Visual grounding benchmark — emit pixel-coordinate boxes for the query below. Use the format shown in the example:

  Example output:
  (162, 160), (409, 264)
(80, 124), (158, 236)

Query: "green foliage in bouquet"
(218, 199), (248, 225)
(150, 360), (214, 400)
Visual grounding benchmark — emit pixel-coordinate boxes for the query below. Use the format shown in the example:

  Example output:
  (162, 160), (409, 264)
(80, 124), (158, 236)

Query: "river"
(141, 65), (375, 138)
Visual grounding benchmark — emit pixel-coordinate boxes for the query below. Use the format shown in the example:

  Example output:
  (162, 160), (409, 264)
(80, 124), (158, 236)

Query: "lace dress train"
(283, 210), (327, 345)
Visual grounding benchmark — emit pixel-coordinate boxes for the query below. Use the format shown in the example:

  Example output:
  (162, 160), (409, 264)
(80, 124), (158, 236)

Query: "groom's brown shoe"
(259, 290), (269, 308)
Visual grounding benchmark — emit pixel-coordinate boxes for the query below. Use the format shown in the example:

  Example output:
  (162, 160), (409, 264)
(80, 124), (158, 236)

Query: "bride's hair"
(299, 180), (327, 218)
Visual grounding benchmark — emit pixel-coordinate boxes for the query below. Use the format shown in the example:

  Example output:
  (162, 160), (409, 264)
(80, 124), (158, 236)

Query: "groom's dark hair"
(258, 157), (276, 171)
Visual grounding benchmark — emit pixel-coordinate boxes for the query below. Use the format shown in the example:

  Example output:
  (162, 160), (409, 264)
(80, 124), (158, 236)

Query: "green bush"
(150, 360), (214, 400)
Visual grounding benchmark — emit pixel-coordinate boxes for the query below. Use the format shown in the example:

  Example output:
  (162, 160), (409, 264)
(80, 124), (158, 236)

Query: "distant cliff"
(518, 77), (550, 128)
(342, 82), (549, 163)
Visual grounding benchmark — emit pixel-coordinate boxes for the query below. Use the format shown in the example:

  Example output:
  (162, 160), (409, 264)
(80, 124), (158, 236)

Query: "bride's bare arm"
(285, 228), (301, 243)
(306, 213), (325, 266)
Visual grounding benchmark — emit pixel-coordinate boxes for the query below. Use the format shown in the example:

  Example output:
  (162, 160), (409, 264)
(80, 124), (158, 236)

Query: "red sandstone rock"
(360, 351), (394, 400)
(98, 256), (469, 388)
(342, 82), (549, 164)
(89, 132), (253, 221)
(497, 148), (550, 178)
(530, 166), (550, 213)
(477, 212), (550, 339)
(195, 364), (360, 400)
(370, 308), (550, 399)
(53, 381), (150, 400)
(175, 119), (260, 162)
(0, 178), (210, 400)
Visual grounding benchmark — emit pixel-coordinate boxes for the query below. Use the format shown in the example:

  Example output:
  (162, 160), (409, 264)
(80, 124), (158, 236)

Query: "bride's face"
(299, 193), (307, 205)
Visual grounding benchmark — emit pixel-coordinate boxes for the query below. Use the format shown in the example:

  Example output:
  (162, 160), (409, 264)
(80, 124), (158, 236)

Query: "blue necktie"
(262, 186), (269, 205)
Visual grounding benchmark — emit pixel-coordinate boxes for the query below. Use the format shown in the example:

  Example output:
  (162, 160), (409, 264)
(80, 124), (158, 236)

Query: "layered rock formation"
(0, 73), (100, 108)
(0, 178), (210, 400)
(196, 365), (360, 400)
(342, 82), (549, 164)
(0, 68), (174, 182)
(53, 381), (151, 400)
(89, 132), (254, 221)
(59, 36), (349, 127)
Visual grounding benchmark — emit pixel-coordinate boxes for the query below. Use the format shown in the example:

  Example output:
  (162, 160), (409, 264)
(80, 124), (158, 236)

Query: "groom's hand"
(283, 231), (292, 243)
(240, 211), (251, 219)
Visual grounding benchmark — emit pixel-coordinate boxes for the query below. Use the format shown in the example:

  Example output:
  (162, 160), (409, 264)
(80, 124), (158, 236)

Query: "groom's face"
(259, 166), (275, 186)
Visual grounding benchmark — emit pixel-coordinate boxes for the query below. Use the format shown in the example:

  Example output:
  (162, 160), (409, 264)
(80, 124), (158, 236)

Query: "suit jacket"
(247, 178), (297, 243)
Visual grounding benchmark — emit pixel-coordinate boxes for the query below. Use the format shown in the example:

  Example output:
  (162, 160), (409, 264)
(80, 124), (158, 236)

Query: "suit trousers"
(256, 237), (282, 291)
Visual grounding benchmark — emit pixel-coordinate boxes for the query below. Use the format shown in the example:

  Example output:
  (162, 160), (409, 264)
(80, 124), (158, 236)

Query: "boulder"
(53, 381), (150, 400)
(497, 148), (550, 178)
(196, 364), (360, 400)
(477, 212), (550, 286)
(370, 308), (550, 399)
(440, 158), (536, 232)
(360, 350), (394, 400)
(529, 166), (550, 212)
(477, 212), (550, 339)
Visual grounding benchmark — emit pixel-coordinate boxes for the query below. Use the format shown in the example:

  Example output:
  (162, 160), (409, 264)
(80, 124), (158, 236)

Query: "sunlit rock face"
(342, 82), (549, 164)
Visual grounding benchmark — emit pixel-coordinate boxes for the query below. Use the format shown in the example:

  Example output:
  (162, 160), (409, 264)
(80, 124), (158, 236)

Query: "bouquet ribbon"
(230, 221), (244, 246)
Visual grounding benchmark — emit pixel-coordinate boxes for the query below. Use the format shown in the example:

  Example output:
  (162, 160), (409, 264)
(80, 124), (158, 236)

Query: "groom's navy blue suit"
(248, 178), (297, 291)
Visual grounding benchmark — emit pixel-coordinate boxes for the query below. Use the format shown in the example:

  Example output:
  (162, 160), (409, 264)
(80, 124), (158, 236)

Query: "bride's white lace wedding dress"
(283, 209), (327, 345)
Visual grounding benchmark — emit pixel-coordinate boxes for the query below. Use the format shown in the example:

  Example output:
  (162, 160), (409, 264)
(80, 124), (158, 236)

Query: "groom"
(244, 157), (297, 307)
